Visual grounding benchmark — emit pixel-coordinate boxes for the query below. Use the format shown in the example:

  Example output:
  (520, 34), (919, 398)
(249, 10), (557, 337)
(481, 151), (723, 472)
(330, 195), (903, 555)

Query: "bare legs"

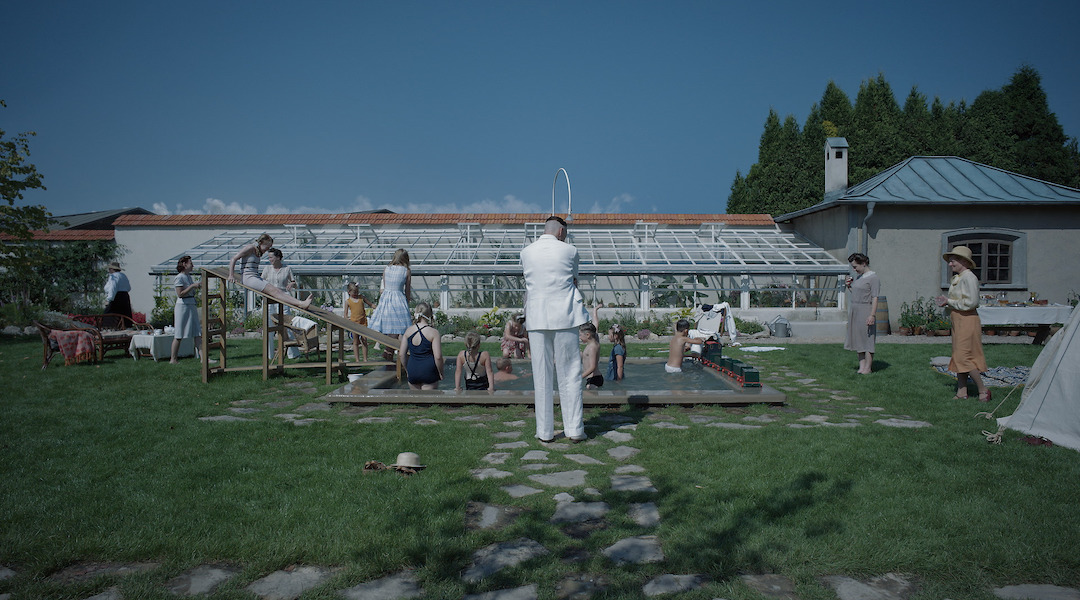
(353, 336), (369, 363)
(955, 371), (989, 400)
(383, 334), (398, 363)
(263, 282), (311, 310)
(170, 336), (202, 364)
(857, 351), (874, 374)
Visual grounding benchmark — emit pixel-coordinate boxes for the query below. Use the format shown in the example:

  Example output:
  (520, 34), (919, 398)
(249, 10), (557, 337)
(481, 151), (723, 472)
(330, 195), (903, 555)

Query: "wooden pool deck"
(323, 358), (786, 407)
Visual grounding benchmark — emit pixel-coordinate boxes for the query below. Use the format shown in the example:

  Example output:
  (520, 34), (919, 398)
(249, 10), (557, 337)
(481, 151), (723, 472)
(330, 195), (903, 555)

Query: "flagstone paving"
(6, 364), (1079, 600)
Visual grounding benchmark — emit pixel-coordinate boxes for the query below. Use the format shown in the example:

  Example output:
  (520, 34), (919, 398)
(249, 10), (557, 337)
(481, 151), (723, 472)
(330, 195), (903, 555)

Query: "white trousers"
(528, 327), (584, 440)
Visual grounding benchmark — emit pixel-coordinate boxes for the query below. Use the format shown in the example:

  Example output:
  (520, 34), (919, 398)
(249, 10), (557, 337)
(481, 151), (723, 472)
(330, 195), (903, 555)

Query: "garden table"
(977, 304), (1074, 344)
(129, 333), (194, 361)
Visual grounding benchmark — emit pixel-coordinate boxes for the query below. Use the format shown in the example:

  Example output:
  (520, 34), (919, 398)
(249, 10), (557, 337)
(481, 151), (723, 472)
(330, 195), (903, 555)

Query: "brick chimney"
(824, 137), (849, 194)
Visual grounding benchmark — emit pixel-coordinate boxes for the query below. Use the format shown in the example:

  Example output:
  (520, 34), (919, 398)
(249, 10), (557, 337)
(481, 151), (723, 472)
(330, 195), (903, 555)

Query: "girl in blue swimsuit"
(399, 302), (443, 389)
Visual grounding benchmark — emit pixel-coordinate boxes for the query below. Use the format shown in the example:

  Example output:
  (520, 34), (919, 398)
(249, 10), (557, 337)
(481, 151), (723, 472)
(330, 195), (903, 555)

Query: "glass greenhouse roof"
(151, 224), (849, 277)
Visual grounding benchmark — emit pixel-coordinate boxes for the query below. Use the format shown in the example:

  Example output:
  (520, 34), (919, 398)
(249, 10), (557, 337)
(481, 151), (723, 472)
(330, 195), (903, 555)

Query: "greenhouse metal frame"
(151, 223), (851, 311)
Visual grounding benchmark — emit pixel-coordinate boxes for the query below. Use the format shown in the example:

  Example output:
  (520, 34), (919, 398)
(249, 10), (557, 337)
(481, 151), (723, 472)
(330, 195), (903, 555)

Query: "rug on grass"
(932, 364), (1030, 387)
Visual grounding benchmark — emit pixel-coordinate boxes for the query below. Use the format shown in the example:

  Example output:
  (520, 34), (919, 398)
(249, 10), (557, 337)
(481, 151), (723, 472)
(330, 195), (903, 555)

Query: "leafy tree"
(0, 240), (123, 312)
(900, 86), (933, 157)
(727, 110), (817, 215)
(959, 89), (1016, 172)
(727, 66), (1080, 216)
(927, 97), (963, 157)
(848, 73), (905, 183)
(1, 100), (51, 305)
(818, 81), (853, 134)
(998, 65), (1080, 187)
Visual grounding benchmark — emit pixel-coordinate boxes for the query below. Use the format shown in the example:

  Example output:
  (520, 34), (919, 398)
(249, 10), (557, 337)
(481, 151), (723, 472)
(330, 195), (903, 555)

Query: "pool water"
(400, 358), (728, 392)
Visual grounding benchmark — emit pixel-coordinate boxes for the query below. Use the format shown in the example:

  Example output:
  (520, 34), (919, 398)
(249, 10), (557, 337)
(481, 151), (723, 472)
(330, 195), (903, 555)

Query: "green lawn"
(1, 335), (1077, 599)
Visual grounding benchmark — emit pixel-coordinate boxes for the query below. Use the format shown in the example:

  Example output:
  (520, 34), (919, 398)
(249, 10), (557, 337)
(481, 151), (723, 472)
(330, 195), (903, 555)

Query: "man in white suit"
(521, 216), (590, 443)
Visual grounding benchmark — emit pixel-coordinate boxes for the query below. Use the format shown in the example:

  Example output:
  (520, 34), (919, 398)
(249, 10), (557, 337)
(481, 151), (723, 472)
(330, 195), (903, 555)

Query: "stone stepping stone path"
(246, 565), (340, 599)
(338, 570), (423, 600)
(461, 538), (549, 583)
(164, 563), (241, 596)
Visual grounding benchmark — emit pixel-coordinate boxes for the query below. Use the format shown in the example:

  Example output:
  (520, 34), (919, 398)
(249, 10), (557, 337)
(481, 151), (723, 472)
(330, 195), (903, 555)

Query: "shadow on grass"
(658, 470), (854, 578)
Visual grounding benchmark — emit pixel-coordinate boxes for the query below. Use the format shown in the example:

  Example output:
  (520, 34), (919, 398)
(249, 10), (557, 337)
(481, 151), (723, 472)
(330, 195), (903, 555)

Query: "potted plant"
(929, 317), (952, 336)
(897, 300), (924, 336)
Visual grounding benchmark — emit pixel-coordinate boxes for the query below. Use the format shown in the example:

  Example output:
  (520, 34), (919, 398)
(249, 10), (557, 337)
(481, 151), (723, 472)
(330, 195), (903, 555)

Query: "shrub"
(448, 314), (478, 336)
(151, 295), (174, 329)
(477, 307), (507, 333)
(734, 317), (764, 335)
(243, 312), (263, 331)
(0, 303), (46, 328)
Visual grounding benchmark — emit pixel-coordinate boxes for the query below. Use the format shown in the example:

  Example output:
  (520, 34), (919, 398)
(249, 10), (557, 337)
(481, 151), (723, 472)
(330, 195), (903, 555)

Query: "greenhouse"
(149, 220), (851, 313)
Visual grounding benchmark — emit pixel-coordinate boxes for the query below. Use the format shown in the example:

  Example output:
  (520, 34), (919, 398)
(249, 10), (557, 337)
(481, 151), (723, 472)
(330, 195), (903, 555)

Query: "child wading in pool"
(344, 282), (370, 363)
(579, 318), (602, 389)
(667, 318), (707, 373)
(493, 358), (519, 384)
(592, 303), (627, 381)
(455, 331), (494, 392)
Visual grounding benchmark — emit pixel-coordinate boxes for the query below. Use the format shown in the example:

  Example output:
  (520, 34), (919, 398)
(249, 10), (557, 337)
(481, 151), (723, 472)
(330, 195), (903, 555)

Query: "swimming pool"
(325, 357), (785, 406)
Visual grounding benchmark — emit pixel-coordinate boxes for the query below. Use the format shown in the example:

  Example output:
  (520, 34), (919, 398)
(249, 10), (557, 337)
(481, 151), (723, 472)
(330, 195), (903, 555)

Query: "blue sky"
(5, 0), (1079, 218)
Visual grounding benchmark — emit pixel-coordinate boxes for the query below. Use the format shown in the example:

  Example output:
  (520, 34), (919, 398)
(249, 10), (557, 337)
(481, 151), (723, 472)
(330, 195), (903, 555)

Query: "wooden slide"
(200, 267), (401, 383)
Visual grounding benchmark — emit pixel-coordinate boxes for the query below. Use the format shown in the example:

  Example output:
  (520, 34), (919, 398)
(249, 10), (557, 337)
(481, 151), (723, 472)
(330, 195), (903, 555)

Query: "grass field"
(1, 335), (1077, 599)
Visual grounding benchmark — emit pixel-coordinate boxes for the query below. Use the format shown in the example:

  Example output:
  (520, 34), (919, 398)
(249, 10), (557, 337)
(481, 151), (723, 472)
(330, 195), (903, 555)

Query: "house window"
(835, 150), (843, 159)
(941, 229), (1026, 290)
(969, 240), (1011, 283)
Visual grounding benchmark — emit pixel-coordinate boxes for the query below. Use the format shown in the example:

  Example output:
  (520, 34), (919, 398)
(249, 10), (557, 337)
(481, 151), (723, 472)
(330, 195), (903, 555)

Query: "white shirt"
(104, 271), (131, 302)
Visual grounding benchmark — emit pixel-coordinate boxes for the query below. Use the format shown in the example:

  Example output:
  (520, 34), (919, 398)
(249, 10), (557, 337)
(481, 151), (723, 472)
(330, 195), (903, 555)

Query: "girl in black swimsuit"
(455, 331), (494, 392)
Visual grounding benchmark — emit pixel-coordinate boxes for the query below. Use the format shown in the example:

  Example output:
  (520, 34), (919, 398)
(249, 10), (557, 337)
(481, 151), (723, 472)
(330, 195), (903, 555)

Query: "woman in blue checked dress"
(368, 249), (413, 358)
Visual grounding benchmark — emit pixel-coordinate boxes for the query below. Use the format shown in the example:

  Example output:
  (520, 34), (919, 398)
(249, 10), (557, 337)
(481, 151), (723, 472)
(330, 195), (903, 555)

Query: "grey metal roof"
(50, 207), (153, 230)
(776, 156), (1080, 221)
(826, 137), (849, 148)
(150, 224), (849, 277)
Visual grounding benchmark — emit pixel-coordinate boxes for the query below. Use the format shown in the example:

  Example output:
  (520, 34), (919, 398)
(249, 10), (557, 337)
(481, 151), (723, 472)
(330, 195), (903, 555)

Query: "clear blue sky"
(5, 0), (1079, 217)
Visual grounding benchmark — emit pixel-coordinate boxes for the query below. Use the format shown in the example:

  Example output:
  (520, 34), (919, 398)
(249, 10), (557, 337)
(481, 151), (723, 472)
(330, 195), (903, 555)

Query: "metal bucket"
(771, 317), (791, 337)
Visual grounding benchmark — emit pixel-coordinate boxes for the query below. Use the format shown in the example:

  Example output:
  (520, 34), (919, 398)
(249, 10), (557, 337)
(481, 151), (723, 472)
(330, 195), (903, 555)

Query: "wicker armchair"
(33, 320), (103, 369)
(68, 313), (151, 358)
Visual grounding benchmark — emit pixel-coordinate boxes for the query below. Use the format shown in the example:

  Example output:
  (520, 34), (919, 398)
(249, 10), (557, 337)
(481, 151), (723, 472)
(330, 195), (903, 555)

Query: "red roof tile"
(113, 213), (775, 228)
(1, 229), (116, 241)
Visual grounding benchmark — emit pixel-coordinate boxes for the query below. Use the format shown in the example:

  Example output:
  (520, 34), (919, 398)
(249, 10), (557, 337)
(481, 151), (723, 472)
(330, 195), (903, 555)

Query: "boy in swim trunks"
(579, 321), (603, 389)
(493, 358), (519, 384)
(667, 319), (707, 373)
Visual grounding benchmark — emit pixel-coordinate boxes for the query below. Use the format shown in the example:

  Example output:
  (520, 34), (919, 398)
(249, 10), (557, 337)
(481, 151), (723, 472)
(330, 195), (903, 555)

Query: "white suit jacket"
(521, 234), (590, 330)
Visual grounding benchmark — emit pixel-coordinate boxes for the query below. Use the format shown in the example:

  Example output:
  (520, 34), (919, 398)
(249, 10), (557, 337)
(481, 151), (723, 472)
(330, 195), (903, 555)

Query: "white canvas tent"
(998, 306), (1080, 451)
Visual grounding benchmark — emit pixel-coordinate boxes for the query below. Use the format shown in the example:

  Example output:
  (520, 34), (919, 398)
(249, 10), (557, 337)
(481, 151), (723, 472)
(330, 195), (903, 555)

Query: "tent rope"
(982, 424), (1005, 445)
(974, 383), (1021, 421)
(974, 382), (1023, 445)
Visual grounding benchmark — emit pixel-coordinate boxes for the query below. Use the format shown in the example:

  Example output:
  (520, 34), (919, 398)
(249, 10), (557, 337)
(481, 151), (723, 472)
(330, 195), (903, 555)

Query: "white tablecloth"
(977, 304), (1074, 326)
(129, 334), (193, 361)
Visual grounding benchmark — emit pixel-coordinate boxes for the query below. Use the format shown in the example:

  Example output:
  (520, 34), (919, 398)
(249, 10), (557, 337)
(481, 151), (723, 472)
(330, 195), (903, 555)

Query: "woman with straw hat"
(935, 246), (990, 401)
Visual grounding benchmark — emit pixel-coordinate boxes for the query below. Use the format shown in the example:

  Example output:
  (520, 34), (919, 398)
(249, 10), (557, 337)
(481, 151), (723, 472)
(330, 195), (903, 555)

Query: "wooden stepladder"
(200, 268), (229, 383)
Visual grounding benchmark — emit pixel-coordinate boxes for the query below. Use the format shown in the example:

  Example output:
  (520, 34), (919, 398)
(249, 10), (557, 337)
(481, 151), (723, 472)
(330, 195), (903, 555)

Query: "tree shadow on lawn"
(657, 470), (854, 577)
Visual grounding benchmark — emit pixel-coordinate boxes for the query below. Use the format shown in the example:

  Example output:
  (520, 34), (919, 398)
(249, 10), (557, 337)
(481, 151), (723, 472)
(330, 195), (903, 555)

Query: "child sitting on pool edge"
(667, 318), (707, 373)
(579, 318), (603, 389)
